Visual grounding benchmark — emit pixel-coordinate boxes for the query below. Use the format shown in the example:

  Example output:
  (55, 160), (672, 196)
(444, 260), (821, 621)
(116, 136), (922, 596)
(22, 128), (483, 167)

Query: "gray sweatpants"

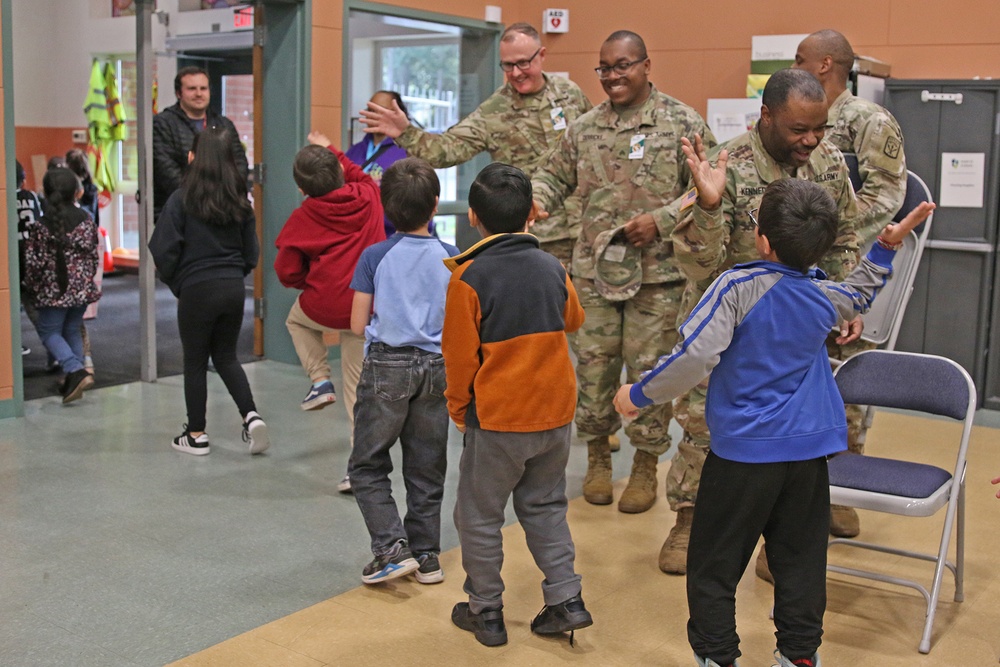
(454, 423), (582, 614)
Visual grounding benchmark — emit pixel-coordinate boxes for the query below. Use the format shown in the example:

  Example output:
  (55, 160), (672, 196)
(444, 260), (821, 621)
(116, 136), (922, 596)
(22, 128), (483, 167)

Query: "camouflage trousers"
(826, 333), (877, 454)
(539, 238), (576, 270)
(665, 329), (879, 511)
(571, 278), (683, 456)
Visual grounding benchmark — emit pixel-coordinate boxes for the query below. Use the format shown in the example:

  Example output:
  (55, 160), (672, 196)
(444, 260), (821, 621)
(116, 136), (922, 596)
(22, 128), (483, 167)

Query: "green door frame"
(2, 0), (23, 418)
(260, 0), (313, 365)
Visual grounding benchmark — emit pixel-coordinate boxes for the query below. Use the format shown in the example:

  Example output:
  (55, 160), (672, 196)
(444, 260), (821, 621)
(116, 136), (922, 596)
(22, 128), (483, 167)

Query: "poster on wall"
(939, 152), (986, 208)
(112, 0), (136, 17)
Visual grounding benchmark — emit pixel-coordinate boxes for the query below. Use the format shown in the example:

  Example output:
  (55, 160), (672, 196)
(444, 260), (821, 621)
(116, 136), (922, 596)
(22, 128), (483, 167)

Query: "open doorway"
(345, 6), (500, 249)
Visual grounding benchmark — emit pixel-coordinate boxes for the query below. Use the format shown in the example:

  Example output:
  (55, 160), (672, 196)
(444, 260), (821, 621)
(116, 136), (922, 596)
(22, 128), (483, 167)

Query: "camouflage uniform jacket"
(825, 89), (907, 245)
(395, 74), (592, 243)
(671, 127), (860, 290)
(531, 85), (715, 283)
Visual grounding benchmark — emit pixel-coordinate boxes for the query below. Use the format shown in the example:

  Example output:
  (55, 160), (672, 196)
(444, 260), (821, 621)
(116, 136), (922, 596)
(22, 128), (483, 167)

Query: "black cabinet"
(885, 80), (1000, 408)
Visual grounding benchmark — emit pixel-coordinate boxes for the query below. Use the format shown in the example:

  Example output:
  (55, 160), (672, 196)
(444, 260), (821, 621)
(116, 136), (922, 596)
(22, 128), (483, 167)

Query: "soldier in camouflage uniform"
(794, 29), (908, 539)
(359, 22), (591, 267)
(660, 69), (861, 574)
(532, 30), (715, 514)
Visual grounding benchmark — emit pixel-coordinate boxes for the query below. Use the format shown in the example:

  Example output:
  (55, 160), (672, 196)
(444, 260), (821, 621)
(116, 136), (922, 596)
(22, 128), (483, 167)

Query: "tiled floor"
(2, 360), (999, 666)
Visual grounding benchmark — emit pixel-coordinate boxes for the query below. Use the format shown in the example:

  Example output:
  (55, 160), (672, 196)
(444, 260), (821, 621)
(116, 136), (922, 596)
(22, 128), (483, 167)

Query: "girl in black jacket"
(149, 128), (268, 456)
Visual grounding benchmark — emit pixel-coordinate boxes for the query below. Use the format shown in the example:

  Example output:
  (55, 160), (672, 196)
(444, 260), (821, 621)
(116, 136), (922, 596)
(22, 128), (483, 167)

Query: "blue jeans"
(35, 306), (87, 374)
(349, 343), (449, 558)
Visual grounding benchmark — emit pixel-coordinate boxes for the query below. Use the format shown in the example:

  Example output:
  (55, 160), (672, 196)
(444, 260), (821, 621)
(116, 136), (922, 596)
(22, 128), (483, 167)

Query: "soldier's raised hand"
(681, 134), (728, 211)
(359, 99), (409, 139)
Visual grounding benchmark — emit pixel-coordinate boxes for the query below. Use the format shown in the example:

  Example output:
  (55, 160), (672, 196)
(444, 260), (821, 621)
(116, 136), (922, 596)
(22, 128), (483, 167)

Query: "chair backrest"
(859, 170), (934, 349)
(833, 350), (975, 420)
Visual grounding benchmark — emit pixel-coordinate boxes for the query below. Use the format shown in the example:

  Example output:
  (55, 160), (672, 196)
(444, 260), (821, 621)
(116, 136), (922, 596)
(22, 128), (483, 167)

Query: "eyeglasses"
(594, 57), (647, 79)
(749, 208), (760, 228)
(500, 48), (541, 72)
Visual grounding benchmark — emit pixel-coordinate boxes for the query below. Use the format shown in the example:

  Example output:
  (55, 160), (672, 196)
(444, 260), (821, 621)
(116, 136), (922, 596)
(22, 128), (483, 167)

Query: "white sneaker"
(243, 411), (270, 454)
(772, 650), (821, 667)
(337, 475), (352, 493)
(172, 428), (210, 456)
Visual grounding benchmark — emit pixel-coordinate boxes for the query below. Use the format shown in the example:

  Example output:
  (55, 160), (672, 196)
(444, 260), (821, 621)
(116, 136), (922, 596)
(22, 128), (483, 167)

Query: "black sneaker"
(172, 426), (210, 456)
(242, 411), (270, 455)
(414, 552), (444, 584)
(530, 594), (593, 639)
(361, 540), (418, 584)
(451, 602), (507, 647)
(61, 369), (94, 404)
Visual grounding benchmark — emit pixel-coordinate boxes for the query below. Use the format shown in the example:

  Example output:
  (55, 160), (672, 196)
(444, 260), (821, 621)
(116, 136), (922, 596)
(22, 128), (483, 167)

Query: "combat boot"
(617, 450), (658, 513)
(830, 505), (860, 537)
(582, 437), (613, 505)
(658, 507), (693, 574)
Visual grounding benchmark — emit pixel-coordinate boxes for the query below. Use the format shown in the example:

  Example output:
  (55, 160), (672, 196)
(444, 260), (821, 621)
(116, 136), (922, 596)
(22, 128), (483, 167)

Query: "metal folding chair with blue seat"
(827, 349), (975, 654)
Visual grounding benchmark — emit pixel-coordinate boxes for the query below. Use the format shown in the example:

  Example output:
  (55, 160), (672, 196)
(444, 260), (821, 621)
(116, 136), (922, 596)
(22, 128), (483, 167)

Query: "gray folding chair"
(827, 349), (975, 654)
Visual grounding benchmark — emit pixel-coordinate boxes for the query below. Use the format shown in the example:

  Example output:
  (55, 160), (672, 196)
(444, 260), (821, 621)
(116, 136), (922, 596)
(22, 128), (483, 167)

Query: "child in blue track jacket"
(614, 178), (934, 667)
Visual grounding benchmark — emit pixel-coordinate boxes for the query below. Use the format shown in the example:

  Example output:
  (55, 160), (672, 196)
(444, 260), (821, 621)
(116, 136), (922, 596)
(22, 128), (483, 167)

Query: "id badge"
(629, 134), (646, 160)
(551, 107), (567, 131)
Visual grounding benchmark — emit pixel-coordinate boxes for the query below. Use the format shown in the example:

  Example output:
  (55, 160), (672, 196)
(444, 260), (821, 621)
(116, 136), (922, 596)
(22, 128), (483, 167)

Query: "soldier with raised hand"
(793, 29), (908, 541)
(359, 22), (591, 266)
(531, 30), (715, 514)
(661, 68), (861, 575)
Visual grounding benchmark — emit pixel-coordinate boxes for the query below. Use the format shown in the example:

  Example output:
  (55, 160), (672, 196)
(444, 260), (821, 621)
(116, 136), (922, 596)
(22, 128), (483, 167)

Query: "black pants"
(687, 451), (830, 665)
(177, 277), (256, 432)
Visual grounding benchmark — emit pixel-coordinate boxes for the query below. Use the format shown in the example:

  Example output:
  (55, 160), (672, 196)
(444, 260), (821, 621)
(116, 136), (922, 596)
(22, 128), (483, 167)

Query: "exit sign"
(234, 7), (253, 29)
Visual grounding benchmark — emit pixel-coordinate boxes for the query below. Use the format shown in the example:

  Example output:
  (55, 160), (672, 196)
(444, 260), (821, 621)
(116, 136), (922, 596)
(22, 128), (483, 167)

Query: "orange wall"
(14, 127), (86, 192)
(1, 5), (11, 403)
(313, 0), (1000, 122)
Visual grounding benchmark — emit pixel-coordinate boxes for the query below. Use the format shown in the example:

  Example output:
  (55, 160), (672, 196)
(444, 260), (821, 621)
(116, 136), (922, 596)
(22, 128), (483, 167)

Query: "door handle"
(921, 90), (963, 105)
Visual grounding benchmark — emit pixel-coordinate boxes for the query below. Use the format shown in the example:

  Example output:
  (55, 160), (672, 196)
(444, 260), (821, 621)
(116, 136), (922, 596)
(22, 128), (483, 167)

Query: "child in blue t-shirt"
(348, 157), (459, 586)
(615, 177), (934, 667)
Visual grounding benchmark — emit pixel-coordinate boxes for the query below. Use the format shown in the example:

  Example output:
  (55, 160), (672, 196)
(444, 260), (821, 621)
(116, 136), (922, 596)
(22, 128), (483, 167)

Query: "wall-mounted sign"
(939, 152), (985, 208)
(542, 9), (569, 34)
(234, 6), (253, 29)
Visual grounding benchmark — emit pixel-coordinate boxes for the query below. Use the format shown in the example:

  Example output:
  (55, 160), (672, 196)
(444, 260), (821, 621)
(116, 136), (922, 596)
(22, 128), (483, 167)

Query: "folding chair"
(827, 349), (975, 654)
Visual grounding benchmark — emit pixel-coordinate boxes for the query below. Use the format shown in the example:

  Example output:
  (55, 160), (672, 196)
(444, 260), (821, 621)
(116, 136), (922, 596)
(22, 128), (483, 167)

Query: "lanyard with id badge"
(551, 107), (567, 131)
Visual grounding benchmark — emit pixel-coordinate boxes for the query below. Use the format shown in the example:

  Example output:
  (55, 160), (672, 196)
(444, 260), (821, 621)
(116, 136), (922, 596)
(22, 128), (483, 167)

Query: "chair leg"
(955, 482), (965, 602)
(921, 490), (964, 654)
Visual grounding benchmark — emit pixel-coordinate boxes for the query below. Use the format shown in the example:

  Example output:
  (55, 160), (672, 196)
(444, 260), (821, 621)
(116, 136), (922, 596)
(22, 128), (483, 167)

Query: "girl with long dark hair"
(149, 127), (269, 456)
(23, 168), (101, 403)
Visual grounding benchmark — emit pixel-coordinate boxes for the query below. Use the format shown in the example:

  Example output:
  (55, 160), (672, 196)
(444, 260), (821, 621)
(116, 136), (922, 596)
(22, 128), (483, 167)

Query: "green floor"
(0, 360), (656, 666)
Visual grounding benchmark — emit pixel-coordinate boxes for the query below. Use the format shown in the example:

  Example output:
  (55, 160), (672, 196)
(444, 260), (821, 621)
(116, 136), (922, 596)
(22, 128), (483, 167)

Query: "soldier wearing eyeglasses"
(660, 68), (861, 577)
(531, 30), (715, 516)
(359, 22), (591, 266)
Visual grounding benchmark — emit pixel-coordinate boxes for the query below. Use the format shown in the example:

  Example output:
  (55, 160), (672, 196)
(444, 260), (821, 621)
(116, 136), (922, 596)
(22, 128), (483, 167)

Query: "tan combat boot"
(754, 544), (774, 584)
(658, 507), (693, 574)
(618, 450), (658, 513)
(582, 437), (613, 505)
(608, 434), (621, 452)
(830, 504), (860, 537)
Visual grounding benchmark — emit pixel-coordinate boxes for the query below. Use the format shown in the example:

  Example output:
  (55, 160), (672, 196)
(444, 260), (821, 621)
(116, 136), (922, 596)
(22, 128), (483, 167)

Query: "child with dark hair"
(22, 168), (101, 403)
(15, 160), (43, 357)
(149, 127), (267, 456)
(347, 157), (458, 585)
(65, 149), (100, 226)
(276, 137), (386, 493)
(614, 178), (935, 667)
(442, 163), (591, 647)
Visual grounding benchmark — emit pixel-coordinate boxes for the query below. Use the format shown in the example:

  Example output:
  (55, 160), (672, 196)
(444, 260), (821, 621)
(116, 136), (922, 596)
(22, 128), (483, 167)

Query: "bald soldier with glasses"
(360, 22), (591, 266)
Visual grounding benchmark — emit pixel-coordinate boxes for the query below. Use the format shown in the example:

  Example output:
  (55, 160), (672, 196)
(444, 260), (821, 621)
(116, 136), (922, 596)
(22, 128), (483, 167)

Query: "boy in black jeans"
(348, 158), (459, 584)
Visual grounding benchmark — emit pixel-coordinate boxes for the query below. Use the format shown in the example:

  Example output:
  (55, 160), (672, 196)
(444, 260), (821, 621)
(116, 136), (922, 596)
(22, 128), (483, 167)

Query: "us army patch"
(883, 135), (901, 159)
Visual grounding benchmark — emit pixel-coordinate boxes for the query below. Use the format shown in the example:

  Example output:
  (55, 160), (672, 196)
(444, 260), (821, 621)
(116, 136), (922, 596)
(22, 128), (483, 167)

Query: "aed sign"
(542, 8), (569, 33)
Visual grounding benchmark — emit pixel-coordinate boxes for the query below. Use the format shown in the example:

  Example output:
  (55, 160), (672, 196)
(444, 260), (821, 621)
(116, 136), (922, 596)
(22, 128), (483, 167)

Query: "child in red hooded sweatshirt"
(275, 134), (385, 489)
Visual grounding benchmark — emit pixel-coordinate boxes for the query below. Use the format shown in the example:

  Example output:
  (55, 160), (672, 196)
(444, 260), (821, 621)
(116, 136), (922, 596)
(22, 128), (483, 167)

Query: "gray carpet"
(20, 272), (258, 401)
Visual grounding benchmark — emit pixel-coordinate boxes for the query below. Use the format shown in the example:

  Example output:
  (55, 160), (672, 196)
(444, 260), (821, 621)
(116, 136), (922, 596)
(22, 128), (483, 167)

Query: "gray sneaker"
(361, 540), (418, 584)
(414, 553), (444, 584)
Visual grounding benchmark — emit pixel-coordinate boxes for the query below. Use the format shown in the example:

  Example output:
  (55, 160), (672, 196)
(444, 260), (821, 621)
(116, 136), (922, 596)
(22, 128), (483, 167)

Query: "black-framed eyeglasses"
(594, 57), (647, 79)
(749, 208), (760, 228)
(500, 48), (541, 72)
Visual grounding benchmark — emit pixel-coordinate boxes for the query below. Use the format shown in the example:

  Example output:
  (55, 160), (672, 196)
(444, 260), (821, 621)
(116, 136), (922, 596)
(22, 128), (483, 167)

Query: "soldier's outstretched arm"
(531, 131), (579, 219)
(358, 99), (409, 140)
(681, 135), (728, 211)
